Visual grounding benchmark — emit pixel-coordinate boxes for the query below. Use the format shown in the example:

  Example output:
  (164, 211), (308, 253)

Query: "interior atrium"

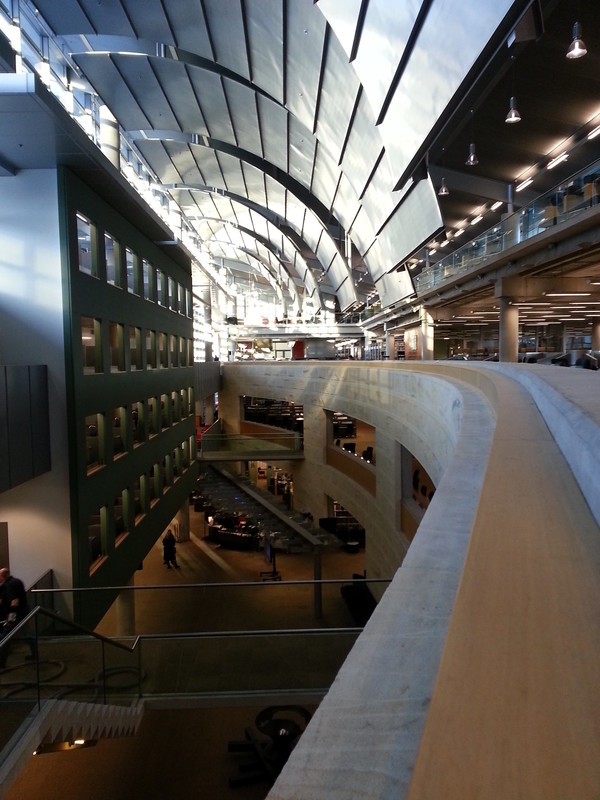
(1, 2), (599, 799)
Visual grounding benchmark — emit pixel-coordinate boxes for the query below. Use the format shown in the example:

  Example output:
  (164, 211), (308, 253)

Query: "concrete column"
(174, 499), (190, 542)
(386, 330), (393, 359)
(116, 575), (135, 636)
(560, 322), (568, 353)
(592, 320), (600, 351)
(421, 309), (434, 360)
(498, 297), (519, 362)
(99, 105), (120, 170)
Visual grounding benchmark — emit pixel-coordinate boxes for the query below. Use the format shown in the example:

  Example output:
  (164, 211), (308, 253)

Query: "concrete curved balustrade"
(219, 361), (600, 800)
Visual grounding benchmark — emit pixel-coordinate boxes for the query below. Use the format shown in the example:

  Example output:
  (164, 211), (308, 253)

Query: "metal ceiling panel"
(241, 163), (267, 208)
(283, 198), (307, 237)
(375, 267), (416, 308)
(111, 55), (179, 130)
(150, 59), (209, 135)
(301, 212), (326, 256)
(337, 272), (357, 311)
(353, 0), (421, 118)
(215, 152), (247, 198)
(317, 234), (343, 276)
(245, 0), (285, 104)
(162, 141), (205, 185)
(379, 0), (515, 184)
(338, 91), (382, 198)
(288, 116), (317, 187)
(265, 177), (287, 218)
(71, 54), (151, 130)
(180, 145), (223, 186)
(201, 0), (250, 81)
(285, 0), (327, 133)
(256, 94), (288, 173)
(359, 150), (406, 229)
(162, 0), (213, 56)
(34, 0), (130, 36)
(247, 211), (270, 241)
(316, 0), (363, 58)
(368, 178), (443, 278)
(347, 205), (375, 254)
(187, 68), (234, 142)
(311, 143), (342, 211)
(314, 33), (360, 165)
(133, 139), (184, 183)
(223, 79), (262, 154)
(331, 173), (363, 239)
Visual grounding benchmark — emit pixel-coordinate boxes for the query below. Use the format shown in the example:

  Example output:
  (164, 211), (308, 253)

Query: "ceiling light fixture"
(566, 21), (587, 59)
(466, 142), (478, 166)
(438, 177), (450, 196)
(505, 96), (521, 124)
(491, 200), (503, 211)
(516, 177), (534, 192)
(547, 152), (568, 170)
(587, 124), (600, 141)
(545, 292), (590, 297)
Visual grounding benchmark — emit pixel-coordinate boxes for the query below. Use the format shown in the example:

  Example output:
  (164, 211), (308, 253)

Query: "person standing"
(0, 567), (36, 667)
(162, 529), (179, 569)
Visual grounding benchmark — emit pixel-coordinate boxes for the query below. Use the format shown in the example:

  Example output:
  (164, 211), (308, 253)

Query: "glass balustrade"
(416, 157), (600, 294)
(199, 432), (304, 456)
(2, 575), (388, 752)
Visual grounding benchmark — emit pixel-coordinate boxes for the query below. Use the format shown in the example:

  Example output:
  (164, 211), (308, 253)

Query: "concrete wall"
(220, 361), (490, 585)
(0, 169), (72, 589)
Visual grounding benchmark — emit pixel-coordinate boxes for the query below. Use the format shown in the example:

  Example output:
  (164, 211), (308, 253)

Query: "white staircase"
(0, 698), (144, 799)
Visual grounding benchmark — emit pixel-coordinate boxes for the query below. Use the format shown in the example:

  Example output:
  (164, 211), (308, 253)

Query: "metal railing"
(416, 157), (600, 293)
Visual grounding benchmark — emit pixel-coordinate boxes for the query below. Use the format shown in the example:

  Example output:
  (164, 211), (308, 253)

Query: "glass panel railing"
(0, 608), (140, 766)
(136, 629), (360, 696)
(416, 156), (600, 293)
(199, 432), (303, 457)
(3, 626), (360, 709)
(37, 579), (390, 637)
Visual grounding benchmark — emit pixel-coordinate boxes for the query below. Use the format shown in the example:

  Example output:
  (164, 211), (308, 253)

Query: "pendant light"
(438, 147), (450, 196)
(465, 109), (478, 166)
(505, 96), (521, 124)
(466, 142), (478, 167)
(505, 57), (521, 124)
(566, 21), (587, 59)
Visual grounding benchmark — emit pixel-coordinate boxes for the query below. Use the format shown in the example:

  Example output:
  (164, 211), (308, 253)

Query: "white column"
(420, 308), (434, 360)
(499, 298), (519, 362)
(99, 105), (120, 170)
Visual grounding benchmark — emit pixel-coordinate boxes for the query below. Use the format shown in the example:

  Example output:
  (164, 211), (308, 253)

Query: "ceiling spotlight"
(566, 22), (587, 59)
(465, 142), (478, 166)
(438, 177), (450, 196)
(505, 96), (521, 124)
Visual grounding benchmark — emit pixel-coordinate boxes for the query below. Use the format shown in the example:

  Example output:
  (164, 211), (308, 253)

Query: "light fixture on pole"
(566, 21), (587, 58)
(466, 142), (478, 166)
(505, 96), (521, 123)
(438, 147), (449, 196)
(505, 56), (521, 123)
(465, 109), (478, 166)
